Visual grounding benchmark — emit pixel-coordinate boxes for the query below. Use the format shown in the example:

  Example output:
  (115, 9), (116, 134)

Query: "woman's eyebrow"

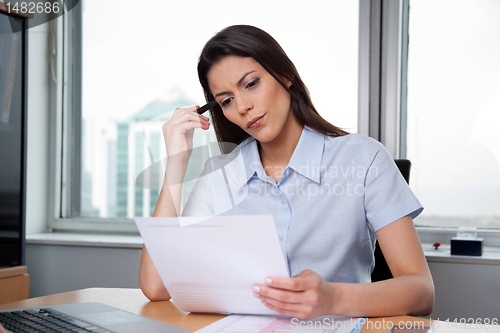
(214, 70), (257, 98)
(237, 70), (256, 85)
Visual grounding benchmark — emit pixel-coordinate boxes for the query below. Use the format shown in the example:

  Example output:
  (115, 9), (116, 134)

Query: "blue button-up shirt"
(182, 127), (422, 283)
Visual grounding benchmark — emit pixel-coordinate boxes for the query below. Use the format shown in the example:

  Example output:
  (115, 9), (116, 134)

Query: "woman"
(139, 25), (434, 319)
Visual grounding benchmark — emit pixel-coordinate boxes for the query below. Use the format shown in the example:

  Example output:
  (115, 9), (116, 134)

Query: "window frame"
(47, 0), (500, 246)
(50, 1), (365, 233)
(48, 2), (137, 233)
(402, 0), (500, 246)
(360, 0), (500, 247)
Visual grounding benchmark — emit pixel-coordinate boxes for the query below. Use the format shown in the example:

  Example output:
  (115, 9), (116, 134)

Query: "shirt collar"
(224, 126), (325, 189)
(241, 136), (262, 185)
(221, 136), (260, 190)
(287, 126), (324, 184)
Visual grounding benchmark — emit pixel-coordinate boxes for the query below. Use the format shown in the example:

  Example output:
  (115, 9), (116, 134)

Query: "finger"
(165, 120), (208, 140)
(253, 284), (302, 304)
(261, 300), (311, 319)
(257, 292), (302, 309)
(173, 106), (199, 116)
(171, 107), (209, 123)
(187, 113), (210, 126)
(180, 105), (209, 121)
(181, 110), (210, 122)
(174, 120), (209, 134)
(292, 269), (315, 278)
(163, 120), (204, 137)
(168, 113), (210, 131)
(262, 276), (310, 292)
(173, 111), (209, 124)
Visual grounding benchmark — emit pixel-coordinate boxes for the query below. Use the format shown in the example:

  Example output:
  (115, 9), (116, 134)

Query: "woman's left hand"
(253, 269), (336, 319)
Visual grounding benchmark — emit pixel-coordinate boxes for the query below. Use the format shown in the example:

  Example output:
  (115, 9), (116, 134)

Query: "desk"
(0, 288), (431, 333)
(0, 266), (29, 304)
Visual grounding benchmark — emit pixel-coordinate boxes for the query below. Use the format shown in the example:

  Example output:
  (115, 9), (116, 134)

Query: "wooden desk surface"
(0, 288), (433, 333)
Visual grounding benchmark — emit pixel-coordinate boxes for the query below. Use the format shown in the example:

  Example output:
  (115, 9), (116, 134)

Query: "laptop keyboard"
(0, 308), (112, 333)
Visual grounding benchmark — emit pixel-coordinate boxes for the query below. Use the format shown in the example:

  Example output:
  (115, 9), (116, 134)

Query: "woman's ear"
(274, 73), (293, 89)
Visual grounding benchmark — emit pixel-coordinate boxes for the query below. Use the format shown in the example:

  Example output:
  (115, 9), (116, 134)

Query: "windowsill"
(26, 232), (143, 249)
(422, 243), (500, 265)
(26, 233), (500, 265)
(416, 226), (500, 247)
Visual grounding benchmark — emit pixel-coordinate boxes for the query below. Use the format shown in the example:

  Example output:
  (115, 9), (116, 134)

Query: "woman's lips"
(246, 114), (265, 129)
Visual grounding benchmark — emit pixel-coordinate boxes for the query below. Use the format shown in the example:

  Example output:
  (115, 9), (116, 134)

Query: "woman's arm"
(139, 167), (180, 301)
(139, 246), (171, 301)
(139, 106), (210, 301)
(253, 215), (434, 319)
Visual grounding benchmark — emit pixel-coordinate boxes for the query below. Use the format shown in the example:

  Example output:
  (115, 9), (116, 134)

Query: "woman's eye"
(246, 78), (260, 89)
(220, 98), (232, 108)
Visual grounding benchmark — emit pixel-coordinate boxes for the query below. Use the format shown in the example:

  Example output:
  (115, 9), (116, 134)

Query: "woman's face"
(207, 55), (296, 144)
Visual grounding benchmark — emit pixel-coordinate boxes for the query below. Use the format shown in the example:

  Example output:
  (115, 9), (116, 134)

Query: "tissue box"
(450, 237), (483, 256)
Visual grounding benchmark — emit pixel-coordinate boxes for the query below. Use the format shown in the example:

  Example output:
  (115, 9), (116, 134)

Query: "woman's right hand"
(142, 106), (210, 299)
(162, 106), (210, 165)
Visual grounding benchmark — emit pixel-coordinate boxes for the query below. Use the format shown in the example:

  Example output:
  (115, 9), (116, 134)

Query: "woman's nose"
(235, 95), (253, 115)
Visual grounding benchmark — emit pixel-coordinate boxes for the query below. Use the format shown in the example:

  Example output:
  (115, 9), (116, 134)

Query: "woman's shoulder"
(315, 131), (393, 169)
(323, 132), (387, 154)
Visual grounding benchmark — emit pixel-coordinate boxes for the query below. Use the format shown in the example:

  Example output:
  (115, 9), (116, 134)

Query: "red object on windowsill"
(433, 242), (441, 250)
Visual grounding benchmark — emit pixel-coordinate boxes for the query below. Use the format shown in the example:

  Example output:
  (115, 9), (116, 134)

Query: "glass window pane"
(81, 0), (359, 218)
(407, 0), (500, 228)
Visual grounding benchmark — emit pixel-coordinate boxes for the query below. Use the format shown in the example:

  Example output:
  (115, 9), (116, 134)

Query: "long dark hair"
(197, 25), (348, 153)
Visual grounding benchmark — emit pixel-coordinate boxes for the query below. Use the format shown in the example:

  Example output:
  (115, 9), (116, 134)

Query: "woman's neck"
(258, 111), (303, 169)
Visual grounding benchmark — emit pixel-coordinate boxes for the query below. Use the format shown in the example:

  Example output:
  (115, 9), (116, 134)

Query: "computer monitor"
(0, 12), (27, 267)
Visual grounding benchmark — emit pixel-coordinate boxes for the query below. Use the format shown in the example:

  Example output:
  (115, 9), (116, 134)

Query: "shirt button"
(280, 197), (285, 204)
(278, 235), (283, 241)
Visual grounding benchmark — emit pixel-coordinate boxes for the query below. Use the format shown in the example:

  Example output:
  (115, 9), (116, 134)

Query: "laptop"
(0, 301), (189, 333)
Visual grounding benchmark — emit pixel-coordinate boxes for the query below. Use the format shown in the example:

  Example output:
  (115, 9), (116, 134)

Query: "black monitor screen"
(0, 13), (25, 267)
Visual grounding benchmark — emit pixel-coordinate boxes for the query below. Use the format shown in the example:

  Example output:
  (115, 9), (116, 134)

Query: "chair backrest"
(370, 159), (411, 282)
(394, 159), (411, 184)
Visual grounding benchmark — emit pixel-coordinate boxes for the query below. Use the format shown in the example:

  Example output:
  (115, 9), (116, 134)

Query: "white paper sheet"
(194, 315), (367, 333)
(135, 215), (290, 315)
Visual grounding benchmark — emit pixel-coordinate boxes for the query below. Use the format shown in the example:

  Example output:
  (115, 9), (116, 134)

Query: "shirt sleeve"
(363, 139), (423, 231)
(181, 162), (215, 217)
(182, 146), (248, 217)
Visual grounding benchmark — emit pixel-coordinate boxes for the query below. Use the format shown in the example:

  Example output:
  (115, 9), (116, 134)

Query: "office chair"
(370, 159), (411, 282)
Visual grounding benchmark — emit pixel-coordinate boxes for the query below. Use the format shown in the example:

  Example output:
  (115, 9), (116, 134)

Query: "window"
(406, 0), (500, 229)
(55, 1), (360, 230)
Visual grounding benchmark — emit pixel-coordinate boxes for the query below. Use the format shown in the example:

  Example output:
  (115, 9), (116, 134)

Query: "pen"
(197, 100), (218, 114)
